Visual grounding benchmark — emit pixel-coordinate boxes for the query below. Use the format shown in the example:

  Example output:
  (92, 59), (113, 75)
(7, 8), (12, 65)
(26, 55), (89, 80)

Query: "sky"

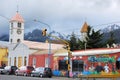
(1, 0), (120, 36)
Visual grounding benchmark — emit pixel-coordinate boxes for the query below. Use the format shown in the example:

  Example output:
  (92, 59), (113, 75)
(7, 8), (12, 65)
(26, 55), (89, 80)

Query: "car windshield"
(35, 67), (44, 71)
(11, 66), (17, 69)
(27, 66), (34, 70)
(5, 66), (11, 70)
(35, 68), (40, 71)
(45, 68), (52, 72)
(0, 67), (4, 69)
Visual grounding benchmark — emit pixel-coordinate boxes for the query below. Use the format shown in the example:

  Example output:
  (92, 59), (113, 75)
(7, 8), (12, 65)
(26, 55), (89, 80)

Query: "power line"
(92, 21), (120, 27)
(0, 15), (10, 20)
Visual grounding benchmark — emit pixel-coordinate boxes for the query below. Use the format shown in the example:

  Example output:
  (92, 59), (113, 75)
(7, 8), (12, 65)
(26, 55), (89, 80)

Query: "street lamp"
(33, 19), (51, 68)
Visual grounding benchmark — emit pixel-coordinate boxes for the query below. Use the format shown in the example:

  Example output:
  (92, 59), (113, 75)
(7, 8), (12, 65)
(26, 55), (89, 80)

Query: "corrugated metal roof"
(23, 40), (64, 50)
(30, 49), (67, 55)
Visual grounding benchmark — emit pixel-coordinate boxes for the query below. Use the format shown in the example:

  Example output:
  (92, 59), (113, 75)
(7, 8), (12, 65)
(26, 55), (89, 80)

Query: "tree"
(106, 31), (116, 47)
(85, 26), (104, 49)
(68, 32), (80, 51)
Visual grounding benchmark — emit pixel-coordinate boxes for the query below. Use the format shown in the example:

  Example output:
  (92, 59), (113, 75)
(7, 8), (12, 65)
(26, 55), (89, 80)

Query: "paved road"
(0, 75), (120, 80)
(0, 75), (75, 80)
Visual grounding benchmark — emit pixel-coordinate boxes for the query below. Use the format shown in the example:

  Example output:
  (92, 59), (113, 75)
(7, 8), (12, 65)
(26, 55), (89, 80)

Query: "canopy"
(54, 48), (120, 56)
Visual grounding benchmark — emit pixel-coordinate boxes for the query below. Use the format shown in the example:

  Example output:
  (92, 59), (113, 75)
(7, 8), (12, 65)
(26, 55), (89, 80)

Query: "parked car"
(31, 67), (52, 78)
(0, 67), (4, 74)
(2, 66), (17, 75)
(15, 66), (34, 76)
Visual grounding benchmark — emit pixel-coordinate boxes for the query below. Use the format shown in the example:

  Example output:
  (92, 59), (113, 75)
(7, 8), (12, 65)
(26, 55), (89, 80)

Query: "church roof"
(30, 49), (68, 55)
(0, 41), (9, 48)
(81, 22), (88, 33)
(10, 12), (24, 22)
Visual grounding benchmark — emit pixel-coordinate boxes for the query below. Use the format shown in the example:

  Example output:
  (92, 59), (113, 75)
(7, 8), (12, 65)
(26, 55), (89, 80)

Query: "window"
(11, 23), (13, 28)
(17, 39), (20, 43)
(116, 61), (120, 70)
(10, 39), (12, 43)
(18, 22), (21, 28)
(14, 57), (16, 66)
(72, 60), (84, 72)
(58, 60), (67, 70)
(32, 58), (36, 67)
(24, 56), (27, 66)
(45, 58), (48, 67)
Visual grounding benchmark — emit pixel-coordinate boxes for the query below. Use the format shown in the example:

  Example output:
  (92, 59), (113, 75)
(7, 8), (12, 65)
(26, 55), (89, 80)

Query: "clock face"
(17, 29), (22, 34)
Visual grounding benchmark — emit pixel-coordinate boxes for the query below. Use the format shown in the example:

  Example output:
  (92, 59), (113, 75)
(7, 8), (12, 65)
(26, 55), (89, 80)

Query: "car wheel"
(23, 73), (27, 76)
(31, 74), (34, 77)
(49, 76), (52, 78)
(15, 72), (18, 76)
(6, 72), (10, 75)
(39, 74), (43, 78)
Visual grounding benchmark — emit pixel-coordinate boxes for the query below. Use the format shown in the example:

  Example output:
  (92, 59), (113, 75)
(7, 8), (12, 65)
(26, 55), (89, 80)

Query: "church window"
(10, 39), (12, 43)
(18, 22), (21, 28)
(14, 57), (16, 66)
(24, 56), (27, 66)
(17, 39), (20, 43)
(11, 23), (13, 28)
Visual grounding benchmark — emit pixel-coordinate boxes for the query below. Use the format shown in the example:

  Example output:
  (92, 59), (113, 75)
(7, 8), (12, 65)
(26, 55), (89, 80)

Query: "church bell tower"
(9, 12), (24, 44)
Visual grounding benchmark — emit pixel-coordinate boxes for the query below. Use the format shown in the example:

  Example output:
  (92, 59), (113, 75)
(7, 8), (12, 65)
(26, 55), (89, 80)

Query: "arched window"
(18, 22), (21, 28)
(10, 39), (12, 43)
(24, 56), (27, 66)
(11, 23), (13, 28)
(17, 39), (20, 43)
(14, 57), (16, 66)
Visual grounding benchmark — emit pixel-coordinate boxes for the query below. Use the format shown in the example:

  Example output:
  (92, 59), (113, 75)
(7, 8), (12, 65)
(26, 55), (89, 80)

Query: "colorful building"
(53, 48), (120, 74)
(0, 47), (8, 66)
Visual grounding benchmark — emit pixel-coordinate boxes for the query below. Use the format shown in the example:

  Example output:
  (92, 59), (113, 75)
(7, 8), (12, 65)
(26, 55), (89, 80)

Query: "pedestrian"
(104, 63), (109, 73)
(89, 63), (95, 72)
(95, 62), (104, 73)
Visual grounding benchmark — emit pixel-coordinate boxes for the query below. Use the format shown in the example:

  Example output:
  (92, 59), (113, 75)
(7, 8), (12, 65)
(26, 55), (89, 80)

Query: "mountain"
(102, 24), (120, 33)
(24, 29), (47, 42)
(0, 29), (65, 42)
(0, 34), (9, 41)
(1, 25), (120, 44)
(103, 28), (120, 44)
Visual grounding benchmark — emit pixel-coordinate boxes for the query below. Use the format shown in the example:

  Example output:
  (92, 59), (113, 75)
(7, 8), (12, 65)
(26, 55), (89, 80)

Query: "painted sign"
(88, 56), (115, 63)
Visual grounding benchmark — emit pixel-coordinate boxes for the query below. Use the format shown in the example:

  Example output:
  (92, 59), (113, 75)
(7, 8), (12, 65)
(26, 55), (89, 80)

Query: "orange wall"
(29, 54), (53, 69)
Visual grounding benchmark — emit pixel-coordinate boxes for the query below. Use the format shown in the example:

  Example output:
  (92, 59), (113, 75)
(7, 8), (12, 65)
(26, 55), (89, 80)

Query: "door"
(18, 57), (22, 67)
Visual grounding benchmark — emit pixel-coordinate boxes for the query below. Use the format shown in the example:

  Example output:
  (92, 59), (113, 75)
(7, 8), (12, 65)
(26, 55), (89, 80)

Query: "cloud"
(0, 0), (120, 35)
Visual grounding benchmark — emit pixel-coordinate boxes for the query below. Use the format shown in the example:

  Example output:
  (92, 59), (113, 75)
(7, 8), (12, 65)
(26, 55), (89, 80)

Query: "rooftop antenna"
(85, 17), (87, 22)
(16, 0), (19, 13)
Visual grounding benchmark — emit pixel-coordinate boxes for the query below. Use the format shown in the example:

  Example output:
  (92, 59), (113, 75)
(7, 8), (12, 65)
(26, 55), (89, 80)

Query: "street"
(0, 75), (77, 80)
(0, 75), (120, 80)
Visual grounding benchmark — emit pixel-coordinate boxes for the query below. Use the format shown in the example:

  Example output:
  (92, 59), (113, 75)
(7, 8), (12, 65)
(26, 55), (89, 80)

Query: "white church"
(0, 12), (64, 68)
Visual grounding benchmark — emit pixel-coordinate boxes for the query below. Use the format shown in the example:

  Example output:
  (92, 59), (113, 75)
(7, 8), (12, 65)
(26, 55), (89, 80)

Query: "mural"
(88, 55), (115, 63)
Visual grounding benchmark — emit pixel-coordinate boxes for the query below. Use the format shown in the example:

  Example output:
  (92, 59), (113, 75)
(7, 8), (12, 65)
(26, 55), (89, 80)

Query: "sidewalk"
(53, 76), (120, 80)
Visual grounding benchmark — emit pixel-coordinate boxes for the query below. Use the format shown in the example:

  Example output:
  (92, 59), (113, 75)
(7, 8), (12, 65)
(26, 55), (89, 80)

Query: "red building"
(53, 48), (120, 73)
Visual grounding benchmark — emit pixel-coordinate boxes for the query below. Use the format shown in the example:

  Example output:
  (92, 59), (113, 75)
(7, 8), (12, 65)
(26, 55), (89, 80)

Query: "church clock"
(17, 29), (22, 34)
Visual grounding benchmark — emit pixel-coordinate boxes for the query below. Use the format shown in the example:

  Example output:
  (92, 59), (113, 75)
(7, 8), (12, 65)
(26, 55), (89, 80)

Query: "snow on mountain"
(102, 24), (120, 33)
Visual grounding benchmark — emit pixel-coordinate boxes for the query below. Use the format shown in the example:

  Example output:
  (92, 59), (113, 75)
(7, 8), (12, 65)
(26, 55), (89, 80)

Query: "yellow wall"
(0, 48), (8, 66)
